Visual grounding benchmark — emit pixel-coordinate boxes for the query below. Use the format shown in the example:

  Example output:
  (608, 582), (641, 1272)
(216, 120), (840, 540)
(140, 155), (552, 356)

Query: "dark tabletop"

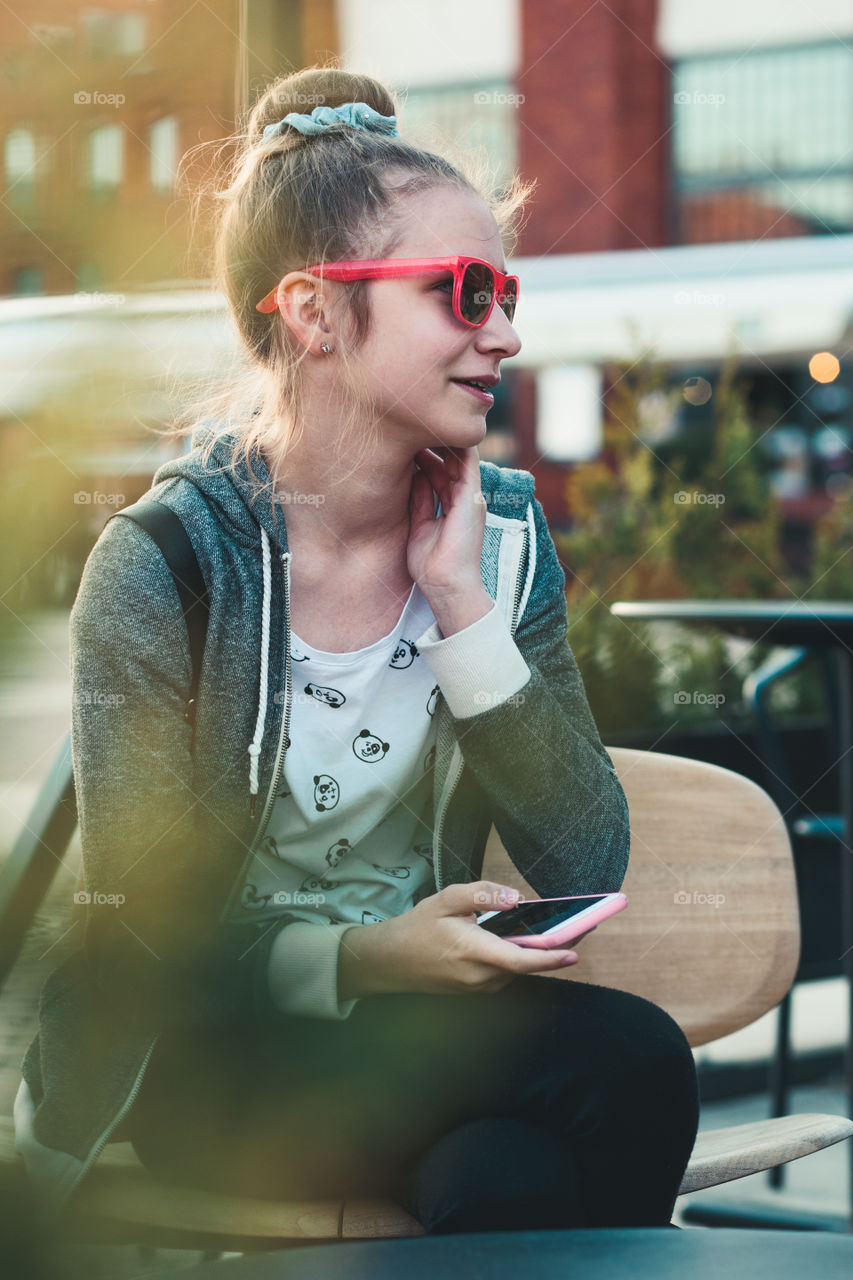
(161, 1227), (853, 1280)
(610, 599), (853, 647)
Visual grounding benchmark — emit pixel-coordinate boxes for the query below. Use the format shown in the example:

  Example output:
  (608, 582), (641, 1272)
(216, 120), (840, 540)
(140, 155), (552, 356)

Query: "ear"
(271, 271), (333, 354)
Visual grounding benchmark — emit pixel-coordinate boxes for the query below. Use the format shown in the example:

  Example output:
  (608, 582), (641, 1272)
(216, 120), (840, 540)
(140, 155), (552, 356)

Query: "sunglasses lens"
(459, 264), (518, 326)
(499, 278), (518, 323)
(459, 262), (494, 326)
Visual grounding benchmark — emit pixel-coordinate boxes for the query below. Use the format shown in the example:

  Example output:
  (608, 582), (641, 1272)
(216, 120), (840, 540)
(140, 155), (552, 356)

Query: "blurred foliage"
(557, 356), (851, 736)
(0, 381), (131, 654)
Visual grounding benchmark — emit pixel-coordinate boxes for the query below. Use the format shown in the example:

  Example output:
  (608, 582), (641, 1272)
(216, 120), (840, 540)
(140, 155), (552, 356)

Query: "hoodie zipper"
(249, 549), (293, 838)
(432, 519), (530, 892)
(65, 1031), (161, 1202)
(221, 549), (293, 921)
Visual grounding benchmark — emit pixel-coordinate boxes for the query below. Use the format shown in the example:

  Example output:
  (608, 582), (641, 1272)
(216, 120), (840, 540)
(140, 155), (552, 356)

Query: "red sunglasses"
(255, 256), (520, 328)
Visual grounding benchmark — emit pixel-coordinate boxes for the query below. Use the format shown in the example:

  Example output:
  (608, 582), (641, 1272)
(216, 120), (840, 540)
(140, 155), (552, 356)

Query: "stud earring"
(320, 342), (332, 354)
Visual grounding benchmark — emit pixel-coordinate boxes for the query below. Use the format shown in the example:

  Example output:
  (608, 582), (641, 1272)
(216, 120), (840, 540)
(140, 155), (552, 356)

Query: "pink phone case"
(505, 893), (628, 949)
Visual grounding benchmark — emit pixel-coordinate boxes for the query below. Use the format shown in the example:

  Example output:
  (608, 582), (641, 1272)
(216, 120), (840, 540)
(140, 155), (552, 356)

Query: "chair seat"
(3, 1112), (852, 1247)
(680, 1113), (853, 1193)
(0, 1116), (423, 1245)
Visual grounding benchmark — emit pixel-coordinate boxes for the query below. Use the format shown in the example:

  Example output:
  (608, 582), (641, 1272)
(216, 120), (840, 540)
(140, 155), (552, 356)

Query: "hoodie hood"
(150, 425), (293, 804)
(151, 425), (290, 553)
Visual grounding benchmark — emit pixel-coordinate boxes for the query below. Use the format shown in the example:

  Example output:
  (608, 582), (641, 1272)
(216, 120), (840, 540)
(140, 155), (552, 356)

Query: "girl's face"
(345, 182), (522, 451)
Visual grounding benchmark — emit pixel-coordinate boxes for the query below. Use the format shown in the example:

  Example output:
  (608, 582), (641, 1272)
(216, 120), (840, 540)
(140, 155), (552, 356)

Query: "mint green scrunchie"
(262, 101), (398, 141)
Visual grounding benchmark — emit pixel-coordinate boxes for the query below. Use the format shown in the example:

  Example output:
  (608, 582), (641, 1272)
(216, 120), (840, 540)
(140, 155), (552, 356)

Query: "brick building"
(2, 1), (851, 525)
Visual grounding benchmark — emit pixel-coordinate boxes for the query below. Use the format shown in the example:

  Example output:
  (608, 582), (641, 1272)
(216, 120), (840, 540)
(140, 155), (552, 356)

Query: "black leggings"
(125, 975), (700, 1233)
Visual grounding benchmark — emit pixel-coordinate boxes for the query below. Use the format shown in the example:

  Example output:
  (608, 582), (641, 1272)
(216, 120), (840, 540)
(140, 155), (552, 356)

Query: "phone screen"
(476, 894), (612, 938)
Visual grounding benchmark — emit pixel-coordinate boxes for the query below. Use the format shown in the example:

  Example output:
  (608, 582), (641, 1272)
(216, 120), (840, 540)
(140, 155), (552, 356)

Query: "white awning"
(509, 234), (853, 368)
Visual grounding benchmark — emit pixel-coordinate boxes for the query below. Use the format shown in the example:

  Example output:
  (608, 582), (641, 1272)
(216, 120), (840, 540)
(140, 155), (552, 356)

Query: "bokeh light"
(682, 376), (712, 406)
(808, 351), (841, 383)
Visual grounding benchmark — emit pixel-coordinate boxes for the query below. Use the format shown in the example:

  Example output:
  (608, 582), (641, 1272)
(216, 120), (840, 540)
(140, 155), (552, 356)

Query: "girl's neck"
(264, 442), (417, 555)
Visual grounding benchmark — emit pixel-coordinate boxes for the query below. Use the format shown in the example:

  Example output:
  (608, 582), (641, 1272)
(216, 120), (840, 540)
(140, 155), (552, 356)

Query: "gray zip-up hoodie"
(13, 426), (630, 1217)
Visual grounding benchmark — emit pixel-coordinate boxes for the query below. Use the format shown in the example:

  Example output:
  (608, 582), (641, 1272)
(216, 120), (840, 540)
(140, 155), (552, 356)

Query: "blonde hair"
(167, 63), (535, 519)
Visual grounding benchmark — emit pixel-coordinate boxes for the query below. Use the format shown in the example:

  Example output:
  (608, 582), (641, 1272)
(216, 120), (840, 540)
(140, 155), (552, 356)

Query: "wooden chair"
(1, 743), (852, 1257)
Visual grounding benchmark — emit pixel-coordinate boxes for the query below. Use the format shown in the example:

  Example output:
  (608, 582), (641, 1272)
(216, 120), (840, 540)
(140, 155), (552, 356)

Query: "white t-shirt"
(228, 581), (439, 935)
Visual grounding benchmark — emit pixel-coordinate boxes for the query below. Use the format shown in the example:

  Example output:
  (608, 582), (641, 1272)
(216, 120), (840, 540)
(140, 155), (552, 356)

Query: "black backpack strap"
(108, 499), (210, 735)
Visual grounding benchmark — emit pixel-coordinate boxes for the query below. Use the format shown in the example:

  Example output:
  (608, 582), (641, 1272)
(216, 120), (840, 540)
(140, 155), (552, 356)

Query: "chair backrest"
(481, 747), (800, 1048)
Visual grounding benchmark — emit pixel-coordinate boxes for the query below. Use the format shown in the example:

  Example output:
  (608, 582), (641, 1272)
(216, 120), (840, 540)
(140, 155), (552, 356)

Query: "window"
(10, 266), (43, 295)
(5, 128), (36, 195)
(399, 81), (520, 195)
(83, 10), (147, 57)
(672, 42), (853, 242)
(87, 124), (123, 189)
(150, 117), (178, 192)
(536, 365), (603, 463)
(76, 261), (104, 292)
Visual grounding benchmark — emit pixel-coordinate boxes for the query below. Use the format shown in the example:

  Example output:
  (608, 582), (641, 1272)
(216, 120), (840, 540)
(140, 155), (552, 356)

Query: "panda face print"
(369, 864), (411, 879)
(241, 883), (272, 910)
(413, 842), (434, 863)
(353, 729), (389, 763)
(305, 682), (346, 708)
(291, 646), (309, 662)
(389, 638), (418, 669)
(259, 835), (282, 861)
(300, 875), (338, 893)
(326, 838), (351, 868)
(426, 685), (440, 716)
(313, 774), (339, 810)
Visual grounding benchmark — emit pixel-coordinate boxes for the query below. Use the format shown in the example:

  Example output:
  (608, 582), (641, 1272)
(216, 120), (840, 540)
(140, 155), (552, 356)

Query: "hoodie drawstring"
(248, 525), (272, 813)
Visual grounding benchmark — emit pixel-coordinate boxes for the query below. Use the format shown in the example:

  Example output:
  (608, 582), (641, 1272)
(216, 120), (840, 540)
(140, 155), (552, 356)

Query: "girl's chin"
(432, 420), (488, 448)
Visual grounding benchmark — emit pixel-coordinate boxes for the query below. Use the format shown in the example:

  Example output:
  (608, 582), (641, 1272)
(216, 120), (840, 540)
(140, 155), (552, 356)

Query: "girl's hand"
(407, 446), (487, 607)
(338, 882), (584, 1000)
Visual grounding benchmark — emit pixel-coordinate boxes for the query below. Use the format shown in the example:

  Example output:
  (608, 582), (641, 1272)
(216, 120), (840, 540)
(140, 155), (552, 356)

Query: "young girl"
(14, 67), (699, 1233)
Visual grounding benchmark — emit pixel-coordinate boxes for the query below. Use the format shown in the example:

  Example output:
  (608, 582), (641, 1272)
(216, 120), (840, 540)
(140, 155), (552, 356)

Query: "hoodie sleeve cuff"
(267, 920), (360, 1020)
(415, 599), (531, 720)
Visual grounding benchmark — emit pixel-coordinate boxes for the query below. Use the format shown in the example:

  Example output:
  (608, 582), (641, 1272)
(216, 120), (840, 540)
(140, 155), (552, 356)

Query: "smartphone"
(475, 892), (628, 950)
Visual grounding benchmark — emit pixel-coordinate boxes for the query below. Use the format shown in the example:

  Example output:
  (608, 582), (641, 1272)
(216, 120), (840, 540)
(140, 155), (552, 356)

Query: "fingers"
(441, 881), (520, 916)
(516, 949), (579, 973)
(414, 446), (478, 487)
(487, 938), (579, 974)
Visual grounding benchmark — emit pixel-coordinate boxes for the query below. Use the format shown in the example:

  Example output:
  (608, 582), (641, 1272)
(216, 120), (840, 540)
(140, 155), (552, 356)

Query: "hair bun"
(248, 66), (396, 148)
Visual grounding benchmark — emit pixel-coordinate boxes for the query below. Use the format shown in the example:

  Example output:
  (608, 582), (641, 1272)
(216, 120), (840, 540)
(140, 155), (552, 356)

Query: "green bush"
(556, 356), (851, 734)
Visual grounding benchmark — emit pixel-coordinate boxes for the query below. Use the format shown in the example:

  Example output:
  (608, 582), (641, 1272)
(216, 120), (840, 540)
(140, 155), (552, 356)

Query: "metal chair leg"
(768, 991), (793, 1188)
